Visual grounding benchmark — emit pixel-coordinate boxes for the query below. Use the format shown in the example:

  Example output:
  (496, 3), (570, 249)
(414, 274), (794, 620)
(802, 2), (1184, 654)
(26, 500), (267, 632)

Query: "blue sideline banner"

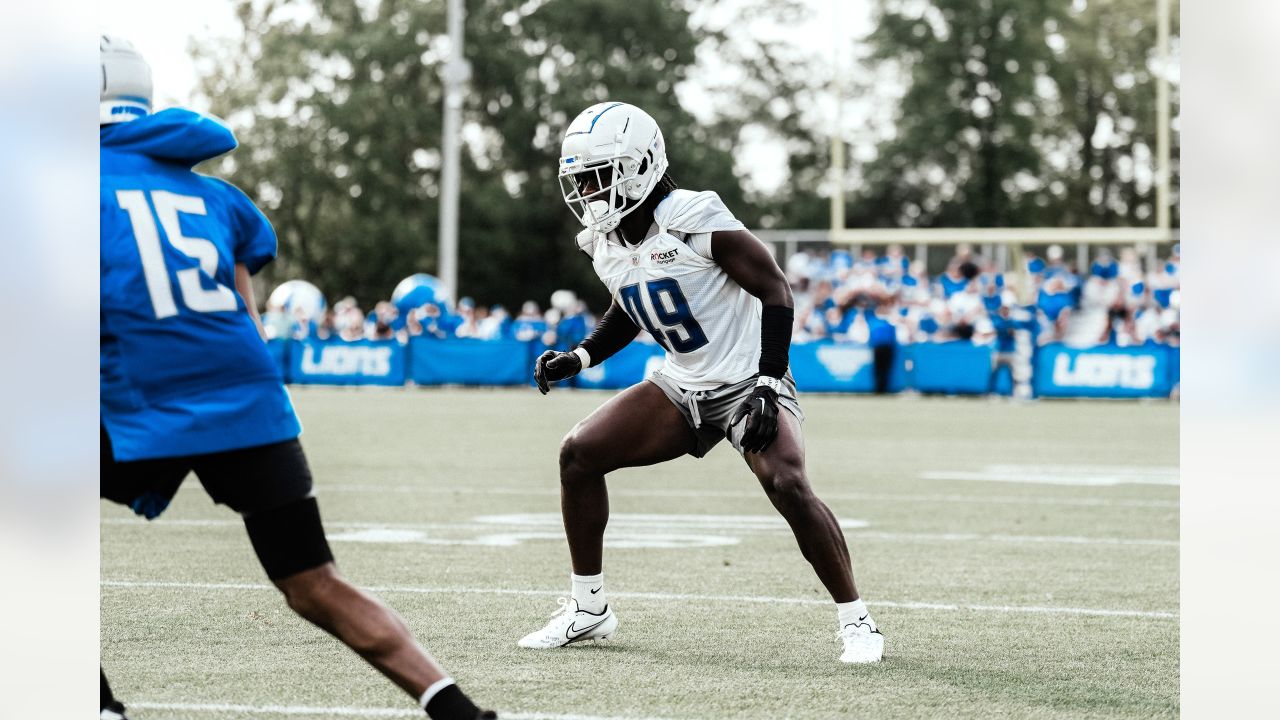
(790, 342), (906, 393)
(1033, 343), (1172, 398)
(575, 342), (666, 390)
(410, 338), (531, 386)
(909, 342), (993, 395)
(289, 339), (407, 386)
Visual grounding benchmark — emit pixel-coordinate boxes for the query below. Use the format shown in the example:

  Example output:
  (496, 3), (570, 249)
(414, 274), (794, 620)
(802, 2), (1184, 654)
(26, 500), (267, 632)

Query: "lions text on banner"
(1033, 343), (1174, 398)
(288, 339), (407, 386)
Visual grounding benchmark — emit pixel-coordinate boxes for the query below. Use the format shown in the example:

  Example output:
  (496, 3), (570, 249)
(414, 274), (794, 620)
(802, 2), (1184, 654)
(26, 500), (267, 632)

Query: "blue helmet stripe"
(564, 102), (625, 137)
(587, 102), (624, 132)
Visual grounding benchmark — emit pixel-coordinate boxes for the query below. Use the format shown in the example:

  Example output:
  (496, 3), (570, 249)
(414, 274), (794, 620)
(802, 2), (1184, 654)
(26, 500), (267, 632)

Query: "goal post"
(793, 0), (1178, 299)
(753, 226), (1179, 304)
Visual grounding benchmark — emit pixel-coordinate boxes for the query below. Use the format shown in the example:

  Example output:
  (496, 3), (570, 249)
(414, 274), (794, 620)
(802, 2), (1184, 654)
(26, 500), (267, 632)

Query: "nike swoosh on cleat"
(566, 616), (609, 640)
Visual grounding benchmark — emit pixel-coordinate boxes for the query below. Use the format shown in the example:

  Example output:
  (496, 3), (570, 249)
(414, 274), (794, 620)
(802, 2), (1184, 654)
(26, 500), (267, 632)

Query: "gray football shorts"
(646, 369), (804, 458)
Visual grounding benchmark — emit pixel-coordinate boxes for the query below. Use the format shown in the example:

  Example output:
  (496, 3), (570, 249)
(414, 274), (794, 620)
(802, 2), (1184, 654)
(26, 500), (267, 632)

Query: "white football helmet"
(100, 34), (152, 124)
(558, 102), (668, 234)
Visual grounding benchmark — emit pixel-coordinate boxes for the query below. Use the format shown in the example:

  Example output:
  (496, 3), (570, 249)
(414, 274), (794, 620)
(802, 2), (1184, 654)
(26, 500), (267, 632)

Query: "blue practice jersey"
(101, 109), (301, 461)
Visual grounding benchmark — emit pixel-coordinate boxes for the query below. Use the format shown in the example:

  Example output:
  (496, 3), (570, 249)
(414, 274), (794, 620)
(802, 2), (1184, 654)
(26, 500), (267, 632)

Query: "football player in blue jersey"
(98, 35), (494, 720)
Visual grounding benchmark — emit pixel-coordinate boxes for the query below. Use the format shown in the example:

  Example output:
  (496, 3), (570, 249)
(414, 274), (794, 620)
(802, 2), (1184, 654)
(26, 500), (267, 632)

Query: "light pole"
(438, 0), (469, 307)
(1156, 0), (1172, 233)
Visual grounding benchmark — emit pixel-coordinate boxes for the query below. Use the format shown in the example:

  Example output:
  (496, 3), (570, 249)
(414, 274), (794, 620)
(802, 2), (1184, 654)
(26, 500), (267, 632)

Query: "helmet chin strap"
(613, 195), (660, 246)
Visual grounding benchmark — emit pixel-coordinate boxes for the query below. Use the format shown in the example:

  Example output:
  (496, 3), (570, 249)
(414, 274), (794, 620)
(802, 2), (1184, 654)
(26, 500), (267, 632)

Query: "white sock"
(418, 677), (455, 709)
(837, 599), (876, 631)
(571, 572), (606, 613)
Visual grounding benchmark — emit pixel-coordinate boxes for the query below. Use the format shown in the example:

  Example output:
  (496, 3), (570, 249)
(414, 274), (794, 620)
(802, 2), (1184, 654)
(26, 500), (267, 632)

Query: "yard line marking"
(101, 579), (1178, 620)
(922, 464), (1180, 487)
(129, 702), (673, 720)
(848, 531), (1179, 547)
(303, 484), (1179, 509)
(129, 701), (413, 718)
(101, 517), (1176, 548)
(470, 512), (871, 531)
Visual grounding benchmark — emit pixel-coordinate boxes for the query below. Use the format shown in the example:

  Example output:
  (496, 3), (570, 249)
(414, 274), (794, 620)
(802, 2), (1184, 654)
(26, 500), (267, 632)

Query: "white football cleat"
(838, 621), (885, 663)
(518, 597), (618, 649)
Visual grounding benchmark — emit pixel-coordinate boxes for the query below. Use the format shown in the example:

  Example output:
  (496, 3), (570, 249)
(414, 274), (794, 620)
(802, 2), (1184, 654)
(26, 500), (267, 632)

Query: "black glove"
(730, 383), (780, 454)
(534, 349), (583, 394)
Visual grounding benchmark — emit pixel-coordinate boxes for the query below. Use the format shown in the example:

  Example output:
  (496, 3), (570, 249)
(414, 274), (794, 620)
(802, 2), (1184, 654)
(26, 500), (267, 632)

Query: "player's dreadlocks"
(655, 172), (678, 197)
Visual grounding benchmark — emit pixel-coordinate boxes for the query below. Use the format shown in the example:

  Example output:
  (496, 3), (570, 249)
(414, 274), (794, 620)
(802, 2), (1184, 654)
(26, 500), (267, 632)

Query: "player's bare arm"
(711, 229), (796, 453)
(235, 262), (267, 341)
(709, 229), (793, 308)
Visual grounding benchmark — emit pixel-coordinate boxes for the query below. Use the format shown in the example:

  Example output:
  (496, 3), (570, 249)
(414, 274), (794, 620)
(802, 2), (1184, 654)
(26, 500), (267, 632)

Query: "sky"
(101, 0), (876, 193)
(102, 0), (240, 109)
(104, 0), (872, 105)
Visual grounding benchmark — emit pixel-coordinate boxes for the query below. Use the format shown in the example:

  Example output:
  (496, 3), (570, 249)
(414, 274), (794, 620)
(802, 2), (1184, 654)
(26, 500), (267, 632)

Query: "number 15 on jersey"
(115, 189), (239, 319)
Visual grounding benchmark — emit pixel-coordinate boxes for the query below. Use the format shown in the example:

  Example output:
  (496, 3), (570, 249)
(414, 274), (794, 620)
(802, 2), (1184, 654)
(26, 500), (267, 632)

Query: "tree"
(852, 0), (1179, 229)
(1047, 0), (1180, 227)
(193, 0), (792, 309)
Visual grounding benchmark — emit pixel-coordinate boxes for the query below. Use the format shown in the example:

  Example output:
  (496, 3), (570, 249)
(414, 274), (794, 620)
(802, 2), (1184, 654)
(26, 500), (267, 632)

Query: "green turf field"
(102, 388), (1179, 720)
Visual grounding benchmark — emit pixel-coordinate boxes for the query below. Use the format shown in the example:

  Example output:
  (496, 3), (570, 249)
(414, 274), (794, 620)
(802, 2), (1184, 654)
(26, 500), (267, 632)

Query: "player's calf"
(245, 498), (495, 718)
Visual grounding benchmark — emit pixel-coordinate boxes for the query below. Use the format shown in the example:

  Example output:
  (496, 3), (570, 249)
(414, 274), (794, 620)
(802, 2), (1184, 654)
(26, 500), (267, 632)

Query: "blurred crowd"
(787, 242), (1181, 350)
(262, 288), (594, 350)
(263, 241), (1180, 364)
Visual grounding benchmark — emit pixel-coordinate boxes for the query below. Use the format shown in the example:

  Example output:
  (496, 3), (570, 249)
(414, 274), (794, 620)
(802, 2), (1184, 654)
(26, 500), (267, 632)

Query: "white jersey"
(576, 190), (761, 391)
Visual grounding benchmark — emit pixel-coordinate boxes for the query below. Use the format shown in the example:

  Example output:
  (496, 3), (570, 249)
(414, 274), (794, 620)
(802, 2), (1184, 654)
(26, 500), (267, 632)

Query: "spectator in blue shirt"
(548, 290), (590, 351)
(407, 302), (458, 339)
(989, 303), (1036, 396)
(938, 259), (979, 298)
(867, 306), (898, 394)
(1036, 275), (1075, 343)
(510, 301), (548, 342)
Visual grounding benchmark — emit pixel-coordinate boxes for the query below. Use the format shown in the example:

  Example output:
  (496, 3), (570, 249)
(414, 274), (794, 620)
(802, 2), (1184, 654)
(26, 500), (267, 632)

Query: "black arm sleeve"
(578, 300), (642, 366)
(759, 304), (794, 379)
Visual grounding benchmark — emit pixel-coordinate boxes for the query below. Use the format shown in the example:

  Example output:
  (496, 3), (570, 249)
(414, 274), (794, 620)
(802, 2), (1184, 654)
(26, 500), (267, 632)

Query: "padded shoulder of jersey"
(653, 189), (745, 236)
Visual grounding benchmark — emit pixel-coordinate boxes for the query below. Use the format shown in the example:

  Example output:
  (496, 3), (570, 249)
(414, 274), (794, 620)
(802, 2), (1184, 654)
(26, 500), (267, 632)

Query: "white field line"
(129, 701), (672, 720)
(101, 579), (1178, 620)
(100, 517), (1177, 548)
(921, 464), (1180, 487)
(848, 531), (1177, 547)
(295, 484), (1179, 509)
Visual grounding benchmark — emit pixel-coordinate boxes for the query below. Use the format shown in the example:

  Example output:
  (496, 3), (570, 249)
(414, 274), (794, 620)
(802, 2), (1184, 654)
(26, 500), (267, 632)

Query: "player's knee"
(277, 565), (339, 622)
(558, 428), (596, 479)
(762, 464), (812, 509)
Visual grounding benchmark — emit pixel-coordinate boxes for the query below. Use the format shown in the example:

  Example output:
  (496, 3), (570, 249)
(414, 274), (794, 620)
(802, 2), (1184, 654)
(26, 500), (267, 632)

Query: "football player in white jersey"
(518, 102), (883, 663)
